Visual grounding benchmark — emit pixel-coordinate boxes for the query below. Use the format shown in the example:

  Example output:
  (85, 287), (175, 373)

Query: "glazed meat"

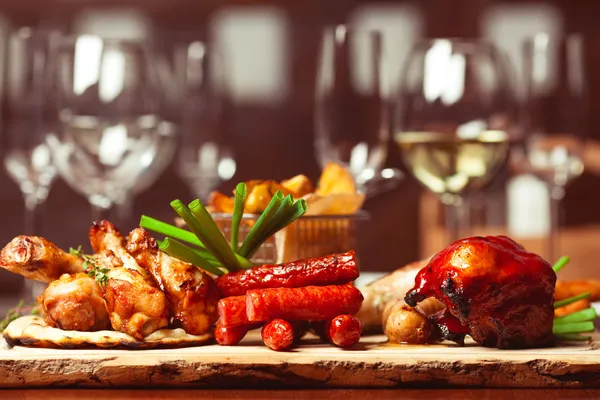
(126, 228), (220, 335)
(0, 236), (83, 282)
(89, 221), (169, 340)
(405, 235), (556, 349)
(38, 272), (110, 331)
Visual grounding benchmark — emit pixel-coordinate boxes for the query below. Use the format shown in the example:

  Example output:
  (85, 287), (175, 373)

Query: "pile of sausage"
(214, 251), (364, 351)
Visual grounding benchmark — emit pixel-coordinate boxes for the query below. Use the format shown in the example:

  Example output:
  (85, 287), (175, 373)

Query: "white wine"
(395, 130), (509, 196)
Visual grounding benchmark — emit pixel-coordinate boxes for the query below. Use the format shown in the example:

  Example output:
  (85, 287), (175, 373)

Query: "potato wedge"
(316, 162), (356, 195)
(303, 193), (365, 216)
(281, 174), (314, 197)
(207, 191), (235, 213)
(245, 180), (292, 214)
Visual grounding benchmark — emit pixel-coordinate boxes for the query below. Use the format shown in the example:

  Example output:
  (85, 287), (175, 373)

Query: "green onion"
(262, 194), (294, 239)
(140, 215), (205, 247)
(230, 183), (247, 253)
(554, 307), (598, 325)
(171, 199), (241, 270)
(159, 237), (224, 276)
(555, 333), (592, 342)
(266, 198), (308, 239)
(238, 191), (284, 258)
(552, 321), (595, 335)
(554, 292), (591, 309)
(552, 256), (570, 273)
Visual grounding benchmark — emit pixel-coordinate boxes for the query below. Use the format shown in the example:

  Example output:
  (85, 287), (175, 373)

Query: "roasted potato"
(245, 180), (292, 214)
(281, 174), (314, 197)
(555, 280), (600, 302)
(207, 191), (235, 213)
(554, 298), (591, 317)
(316, 162), (356, 195)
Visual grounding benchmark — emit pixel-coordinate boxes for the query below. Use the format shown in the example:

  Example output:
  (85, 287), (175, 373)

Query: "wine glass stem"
(23, 193), (43, 235)
(548, 185), (566, 264)
(89, 196), (113, 222)
(443, 194), (470, 244)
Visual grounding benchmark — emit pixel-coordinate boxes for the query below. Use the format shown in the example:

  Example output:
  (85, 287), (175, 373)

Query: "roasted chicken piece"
(0, 236), (83, 282)
(89, 221), (169, 340)
(38, 272), (110, 331)
(405, 236), (557, 349)
(127, 228), (220, 335)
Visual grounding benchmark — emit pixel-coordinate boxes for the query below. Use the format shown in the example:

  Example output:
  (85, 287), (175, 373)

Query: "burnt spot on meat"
(441, 276), (469, 317)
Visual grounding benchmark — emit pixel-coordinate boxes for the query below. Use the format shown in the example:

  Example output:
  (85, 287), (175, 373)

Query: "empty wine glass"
(175, 41), (236, 201)
(3, 28), (57, 235)
(394, 39), (515, 243)
(47, 34), (167, 222)
(2, 28), (58, 300)
(522, 34), (587, 262)
(315, 25), (402, 197)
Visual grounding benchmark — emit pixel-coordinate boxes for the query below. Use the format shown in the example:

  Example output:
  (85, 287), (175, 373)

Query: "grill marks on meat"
(405, 235), (556, 349)
(0, 236), (84, 282)
(126, 228), (219, 336)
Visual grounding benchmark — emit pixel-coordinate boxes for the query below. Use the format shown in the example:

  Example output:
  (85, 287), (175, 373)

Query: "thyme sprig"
(69, 246), (109, 286)
(0, 300), (39, 331)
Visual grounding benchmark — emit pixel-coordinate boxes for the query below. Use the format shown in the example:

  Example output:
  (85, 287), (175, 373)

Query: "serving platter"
(2, 331), (600, 389)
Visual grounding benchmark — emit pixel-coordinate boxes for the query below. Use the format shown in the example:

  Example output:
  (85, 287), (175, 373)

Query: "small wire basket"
(211, 213), (368, 264)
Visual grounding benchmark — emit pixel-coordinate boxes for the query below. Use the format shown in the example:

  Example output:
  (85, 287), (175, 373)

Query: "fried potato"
(281, 174), (314, 197)
(316, 162), (356, 195)
(207, 191), (235, 213)
(554, 298), (591, 317)
(245, 180), (292, 214)
(555, 280), (600, 302)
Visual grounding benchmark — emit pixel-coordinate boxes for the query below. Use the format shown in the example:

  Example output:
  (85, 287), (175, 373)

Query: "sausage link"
(217, 295), (249, 327)
(327, 315), (362, 348)
(214, 322), (248, 346)
(216, 251), (359, 297)
(246, 284), (363, 322)
(261, 319), (295, 351)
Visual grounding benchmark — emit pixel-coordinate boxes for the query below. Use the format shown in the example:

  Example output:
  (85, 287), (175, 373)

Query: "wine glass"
(175, 41), (236, 201)
(315, 25), (402, 198)
(2, 28), (58, 299)
(522, 34), (586, 262)
(47, 34), (168, 222)
(394, 39), (514, 243)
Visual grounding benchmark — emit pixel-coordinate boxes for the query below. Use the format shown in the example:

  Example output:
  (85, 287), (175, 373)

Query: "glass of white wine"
(522, 34), (587, 262)
(394, 39), (514, 243)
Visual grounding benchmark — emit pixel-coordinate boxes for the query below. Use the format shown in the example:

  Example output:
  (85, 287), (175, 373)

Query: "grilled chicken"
(89, 221), (169, 340)
(38, 272), (110, 331)
(126, 228), (220, 335)
(0, 236), (83, 282)
(405, 235), (556, 349)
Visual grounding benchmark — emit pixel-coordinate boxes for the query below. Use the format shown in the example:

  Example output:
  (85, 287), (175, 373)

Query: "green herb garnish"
(140, 182), (308, 275)
(1, 300), (39, 331)
(552, 255), (598, 343)
(70, 246), (109, 286)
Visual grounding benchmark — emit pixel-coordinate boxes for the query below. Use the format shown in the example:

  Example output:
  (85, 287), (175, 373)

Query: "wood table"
(3, 389), (600, 400)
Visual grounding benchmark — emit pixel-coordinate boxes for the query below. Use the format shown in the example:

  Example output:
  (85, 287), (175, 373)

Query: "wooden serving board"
(2, 333), (600, 389)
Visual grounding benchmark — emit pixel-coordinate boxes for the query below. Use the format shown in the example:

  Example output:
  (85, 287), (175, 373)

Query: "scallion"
(552, 256), (570, 273)
(552, 321), (595, 335)
(171, 200), (241, 270)
(140, 215), (204, 247)
(554, 307), (598, 325)
(555, 333), (592, 342)
(238, 191), (284, 258)
(159, 237), (225, 276)
(230, 183), (247, 253)
(554, 292), (591, 309)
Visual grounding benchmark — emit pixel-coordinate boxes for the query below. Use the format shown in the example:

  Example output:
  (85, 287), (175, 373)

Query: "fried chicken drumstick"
(405, 235), (557, 349)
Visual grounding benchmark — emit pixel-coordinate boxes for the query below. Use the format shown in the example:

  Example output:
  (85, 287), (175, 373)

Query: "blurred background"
(1, 0), (600, 301)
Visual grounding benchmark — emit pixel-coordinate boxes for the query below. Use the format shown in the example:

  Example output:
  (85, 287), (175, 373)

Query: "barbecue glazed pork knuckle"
(405, 235), (557, 349)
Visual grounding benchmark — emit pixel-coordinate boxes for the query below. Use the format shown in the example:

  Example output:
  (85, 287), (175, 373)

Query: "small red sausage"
(218, 295), (249, 327)
(216, 251), (359, 297)
(262, 319), (295, 351)
(214, 322), (248, 346)
(246, 284), (363, 322)
(327, 315), (362, 348)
